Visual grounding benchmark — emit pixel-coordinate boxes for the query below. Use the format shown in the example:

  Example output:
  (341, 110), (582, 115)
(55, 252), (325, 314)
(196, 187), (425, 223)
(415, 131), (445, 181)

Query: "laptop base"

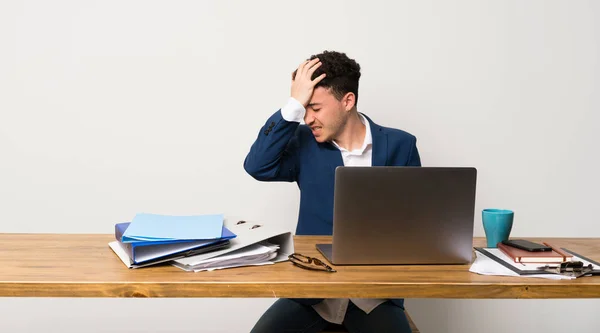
(316, 243), (333, 264)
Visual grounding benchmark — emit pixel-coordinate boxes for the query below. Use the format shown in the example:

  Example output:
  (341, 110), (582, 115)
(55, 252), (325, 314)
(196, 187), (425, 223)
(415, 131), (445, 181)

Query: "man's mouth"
(311, 126), (322, 134)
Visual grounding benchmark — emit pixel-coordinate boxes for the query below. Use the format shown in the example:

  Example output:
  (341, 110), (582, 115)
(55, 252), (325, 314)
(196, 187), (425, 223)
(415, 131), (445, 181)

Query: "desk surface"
(1, 234), (599, 298)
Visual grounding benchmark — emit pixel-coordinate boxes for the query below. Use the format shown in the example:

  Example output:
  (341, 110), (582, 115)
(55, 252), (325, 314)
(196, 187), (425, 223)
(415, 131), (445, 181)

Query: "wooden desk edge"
(2, 282), (600, 298)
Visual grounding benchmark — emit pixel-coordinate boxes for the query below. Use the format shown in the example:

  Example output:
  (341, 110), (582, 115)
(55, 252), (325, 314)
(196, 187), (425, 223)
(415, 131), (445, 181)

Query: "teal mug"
(482, 209), (514, 248)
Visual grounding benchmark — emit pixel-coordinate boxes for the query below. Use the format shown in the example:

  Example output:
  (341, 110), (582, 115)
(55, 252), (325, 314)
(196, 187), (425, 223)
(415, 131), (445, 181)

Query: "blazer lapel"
(363, 114), (388, 166)
(318, 141), (344, 172)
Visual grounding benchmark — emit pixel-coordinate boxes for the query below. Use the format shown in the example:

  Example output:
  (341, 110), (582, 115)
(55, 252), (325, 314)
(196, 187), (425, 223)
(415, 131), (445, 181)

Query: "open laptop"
(316, 167), (477, 265)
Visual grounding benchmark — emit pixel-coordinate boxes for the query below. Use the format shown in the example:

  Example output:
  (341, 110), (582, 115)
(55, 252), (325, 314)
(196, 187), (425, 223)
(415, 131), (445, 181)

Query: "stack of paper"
(470, 250), (573, 280)
(108, 213), (236, 268)
(173, 242), (280, 272)
(171, 217), (294, 272)
(471, 247), (600, 280)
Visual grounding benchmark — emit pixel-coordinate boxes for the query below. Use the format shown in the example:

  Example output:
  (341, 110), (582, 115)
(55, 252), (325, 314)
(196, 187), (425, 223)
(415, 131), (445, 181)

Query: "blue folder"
(114, 222), (236, 265)
(121, 213), (225, 243)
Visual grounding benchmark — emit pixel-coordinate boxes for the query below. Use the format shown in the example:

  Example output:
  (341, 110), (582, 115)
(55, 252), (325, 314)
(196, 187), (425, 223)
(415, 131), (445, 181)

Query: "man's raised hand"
(291, 58), (327, 108)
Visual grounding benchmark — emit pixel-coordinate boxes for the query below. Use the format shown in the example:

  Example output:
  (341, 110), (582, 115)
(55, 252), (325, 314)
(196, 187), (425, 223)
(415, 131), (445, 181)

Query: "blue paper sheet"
(121, 213), (224, 243)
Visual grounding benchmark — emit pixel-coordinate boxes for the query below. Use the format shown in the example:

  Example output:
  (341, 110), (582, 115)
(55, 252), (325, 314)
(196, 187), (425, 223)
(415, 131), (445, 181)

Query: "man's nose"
(304, 111), (315, 125)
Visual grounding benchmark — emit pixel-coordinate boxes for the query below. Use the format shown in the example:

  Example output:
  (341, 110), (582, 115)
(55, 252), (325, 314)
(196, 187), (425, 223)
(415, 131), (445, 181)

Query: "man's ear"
(342, 92), (356, 112)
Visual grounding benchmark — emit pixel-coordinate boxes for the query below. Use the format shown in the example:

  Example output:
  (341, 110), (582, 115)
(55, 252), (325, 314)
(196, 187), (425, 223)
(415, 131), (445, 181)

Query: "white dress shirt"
(281, 97), (387, 324)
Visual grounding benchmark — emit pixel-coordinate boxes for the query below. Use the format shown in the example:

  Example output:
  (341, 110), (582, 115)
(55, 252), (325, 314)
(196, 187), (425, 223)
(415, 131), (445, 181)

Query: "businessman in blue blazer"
(244, 51), (420, 333)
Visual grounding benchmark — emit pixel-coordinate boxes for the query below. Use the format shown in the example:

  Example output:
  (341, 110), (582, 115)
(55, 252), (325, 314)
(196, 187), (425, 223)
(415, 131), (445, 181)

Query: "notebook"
(498, 242), (573, 263)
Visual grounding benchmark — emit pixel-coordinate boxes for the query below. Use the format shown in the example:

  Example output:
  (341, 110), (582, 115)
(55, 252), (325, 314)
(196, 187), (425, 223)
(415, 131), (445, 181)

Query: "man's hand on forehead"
(291, 58), (327, 108)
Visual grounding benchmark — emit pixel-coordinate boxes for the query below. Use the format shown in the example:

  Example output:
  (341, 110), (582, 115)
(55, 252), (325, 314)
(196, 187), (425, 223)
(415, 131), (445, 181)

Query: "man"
(244, 51), (420, 333)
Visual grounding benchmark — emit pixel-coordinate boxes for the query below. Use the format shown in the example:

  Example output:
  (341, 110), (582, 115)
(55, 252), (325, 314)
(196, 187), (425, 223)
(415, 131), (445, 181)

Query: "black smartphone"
(501, 239), (552, 252)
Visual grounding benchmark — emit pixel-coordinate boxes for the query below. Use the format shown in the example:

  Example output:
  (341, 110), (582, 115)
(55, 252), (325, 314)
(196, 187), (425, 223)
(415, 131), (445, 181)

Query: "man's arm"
(243, 58), (326, 182)
(407, 136), (421, 166)
(243, 104), (302, 182)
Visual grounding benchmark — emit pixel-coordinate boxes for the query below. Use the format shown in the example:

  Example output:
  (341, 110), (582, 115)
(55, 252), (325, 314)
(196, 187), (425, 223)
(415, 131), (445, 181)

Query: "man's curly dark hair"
(293, 50), (361, 105)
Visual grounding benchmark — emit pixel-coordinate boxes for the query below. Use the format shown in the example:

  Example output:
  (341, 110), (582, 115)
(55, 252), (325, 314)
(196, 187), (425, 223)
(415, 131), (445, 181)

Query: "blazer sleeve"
(406, 136), (422, 166)
(243, 110), (301, 182)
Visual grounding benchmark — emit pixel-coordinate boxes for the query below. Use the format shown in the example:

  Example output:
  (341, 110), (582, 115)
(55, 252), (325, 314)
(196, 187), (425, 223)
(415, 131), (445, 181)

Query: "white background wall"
(1, 0), (598, 332)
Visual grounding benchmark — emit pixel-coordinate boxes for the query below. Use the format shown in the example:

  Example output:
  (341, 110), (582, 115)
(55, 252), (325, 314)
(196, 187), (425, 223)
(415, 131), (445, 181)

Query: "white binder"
(172, 217), (294, 271)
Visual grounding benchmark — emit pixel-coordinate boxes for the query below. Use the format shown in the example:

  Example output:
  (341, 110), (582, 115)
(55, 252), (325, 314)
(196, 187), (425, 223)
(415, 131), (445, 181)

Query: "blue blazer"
(244, 110), (421, 307)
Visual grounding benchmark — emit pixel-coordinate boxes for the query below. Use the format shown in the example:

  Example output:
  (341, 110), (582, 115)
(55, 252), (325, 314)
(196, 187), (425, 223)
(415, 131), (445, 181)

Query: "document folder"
(121, 213), (225, 242)
(173, 217), (294, 270)
(111, 222), (236, 267)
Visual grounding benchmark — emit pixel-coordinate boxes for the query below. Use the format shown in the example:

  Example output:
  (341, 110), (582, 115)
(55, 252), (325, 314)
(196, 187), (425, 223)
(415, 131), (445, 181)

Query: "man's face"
(304, 87), (348, 143)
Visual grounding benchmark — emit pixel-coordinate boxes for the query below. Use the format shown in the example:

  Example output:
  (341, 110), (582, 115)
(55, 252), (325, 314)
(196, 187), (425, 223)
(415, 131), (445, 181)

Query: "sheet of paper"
(122, 213), (224, 242)
(173, 260), (275, 272)
(195, 256), (277, 272)
(190, 243), (278, 264)
(192, 251), (277, 269)
(172, 243), (280, 271)
(470, 251), (574, 280)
